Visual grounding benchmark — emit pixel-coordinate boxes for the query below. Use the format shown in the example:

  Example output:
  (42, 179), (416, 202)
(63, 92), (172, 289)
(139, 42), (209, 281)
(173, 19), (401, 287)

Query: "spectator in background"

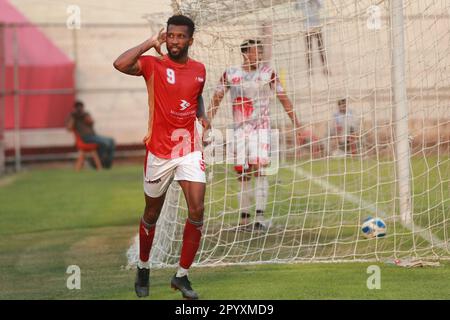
(66, 100), (115, 168)
(296, 0), (330, 76)
(331, 98), (358, 155)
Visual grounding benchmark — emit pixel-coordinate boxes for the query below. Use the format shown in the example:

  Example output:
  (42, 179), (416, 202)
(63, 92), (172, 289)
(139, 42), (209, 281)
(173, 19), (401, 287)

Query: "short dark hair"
(74, 100), (84, 109)
(167, 15), (195, 37)
(338, 98), (347, 105)
(240, 39), (262, 53)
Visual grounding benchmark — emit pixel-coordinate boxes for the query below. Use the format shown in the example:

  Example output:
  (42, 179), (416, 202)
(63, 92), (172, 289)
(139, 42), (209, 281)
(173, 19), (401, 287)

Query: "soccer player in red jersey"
(114, 15), (208, 300)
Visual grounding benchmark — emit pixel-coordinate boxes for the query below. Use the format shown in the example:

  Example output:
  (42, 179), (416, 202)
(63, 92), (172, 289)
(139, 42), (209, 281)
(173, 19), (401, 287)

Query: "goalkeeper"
(207, 39), (317, 231)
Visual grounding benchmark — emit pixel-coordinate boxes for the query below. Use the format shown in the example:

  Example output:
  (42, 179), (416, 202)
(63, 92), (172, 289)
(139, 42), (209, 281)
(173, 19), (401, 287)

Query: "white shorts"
(143, 151), (206, 198)
(234, 127), (271, 170)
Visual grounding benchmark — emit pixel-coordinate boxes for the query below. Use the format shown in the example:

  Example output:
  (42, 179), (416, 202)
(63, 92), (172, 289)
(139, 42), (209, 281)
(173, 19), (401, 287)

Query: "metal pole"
(0, 24), (5, 174)
(13, 25), (21, 172)
(390, 0), (411, 224)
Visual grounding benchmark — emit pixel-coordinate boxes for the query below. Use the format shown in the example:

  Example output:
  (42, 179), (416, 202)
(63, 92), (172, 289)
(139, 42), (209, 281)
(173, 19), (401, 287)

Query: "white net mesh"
(127, 0), (450, 268)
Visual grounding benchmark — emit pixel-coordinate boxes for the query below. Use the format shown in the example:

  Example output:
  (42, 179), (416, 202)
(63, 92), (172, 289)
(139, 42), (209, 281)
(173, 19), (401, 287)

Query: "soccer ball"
(361, 216), (387, 239)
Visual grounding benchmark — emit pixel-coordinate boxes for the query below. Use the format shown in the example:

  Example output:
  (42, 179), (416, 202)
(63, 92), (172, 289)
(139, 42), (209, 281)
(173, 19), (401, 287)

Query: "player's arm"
(197, 95), (206, 119)
(277, 92), (301, 130)
(197, 95), (210, 130)
(272, 73), (301, 130)
(113, 28), (166, 76)
(274, 73), (320, 152)
(207, 72), (229, 120)
(207, 90), (224, 120)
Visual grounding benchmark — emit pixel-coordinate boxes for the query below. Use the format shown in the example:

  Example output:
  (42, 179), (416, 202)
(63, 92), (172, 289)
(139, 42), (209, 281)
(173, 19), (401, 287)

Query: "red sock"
(139, 218), (156, 263)
(179, 219), (203, 269)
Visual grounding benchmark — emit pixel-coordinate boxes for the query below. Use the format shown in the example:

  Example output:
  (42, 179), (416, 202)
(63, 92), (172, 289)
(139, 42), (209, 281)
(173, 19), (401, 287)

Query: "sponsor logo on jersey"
(195, 76), (204, 82)
(145, 178), (162, 184)
(180, 99), (191, 111)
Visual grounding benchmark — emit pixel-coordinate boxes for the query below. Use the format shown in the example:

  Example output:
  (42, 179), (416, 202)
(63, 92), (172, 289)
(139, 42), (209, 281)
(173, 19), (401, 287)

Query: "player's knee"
(190, 203), (204, 214)
(143, 206), (161, 224)
(143, 212), (158, 225)
(188, 204), (204, 219)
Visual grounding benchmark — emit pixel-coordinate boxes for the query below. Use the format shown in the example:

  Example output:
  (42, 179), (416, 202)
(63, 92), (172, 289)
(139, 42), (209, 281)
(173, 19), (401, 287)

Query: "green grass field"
(0, 158), (449, 300)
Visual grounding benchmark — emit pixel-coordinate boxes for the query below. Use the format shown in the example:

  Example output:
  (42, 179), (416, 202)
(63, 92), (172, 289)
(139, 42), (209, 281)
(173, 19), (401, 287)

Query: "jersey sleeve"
(138, 56), (155, 80)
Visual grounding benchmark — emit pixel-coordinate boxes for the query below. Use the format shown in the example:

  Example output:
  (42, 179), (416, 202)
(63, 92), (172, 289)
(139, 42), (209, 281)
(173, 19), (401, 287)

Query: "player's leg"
(253, 164), (269, 231)
(248, 128), (270, 231)
(178, 180), (205, 270)
(171, 180), (205, 299)
(171, 151), (206, 299)
(135, 193), (166, 298)
(135, 151), (176, 297)
(235, 165), (253, 228)
(235, 127), (253, 230)
(139, 193), (166, 265)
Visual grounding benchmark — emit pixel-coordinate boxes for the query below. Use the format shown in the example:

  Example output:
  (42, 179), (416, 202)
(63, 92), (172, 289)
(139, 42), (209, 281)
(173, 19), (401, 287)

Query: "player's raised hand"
(150, 28), (166, 56)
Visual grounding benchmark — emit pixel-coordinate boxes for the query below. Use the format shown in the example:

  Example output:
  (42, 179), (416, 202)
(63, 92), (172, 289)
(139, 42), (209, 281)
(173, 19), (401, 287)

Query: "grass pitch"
(0, 159), (449, 300)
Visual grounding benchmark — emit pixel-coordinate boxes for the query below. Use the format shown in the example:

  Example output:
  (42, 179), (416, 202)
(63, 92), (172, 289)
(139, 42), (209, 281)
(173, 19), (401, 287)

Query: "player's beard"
(167, 44), (189, 61)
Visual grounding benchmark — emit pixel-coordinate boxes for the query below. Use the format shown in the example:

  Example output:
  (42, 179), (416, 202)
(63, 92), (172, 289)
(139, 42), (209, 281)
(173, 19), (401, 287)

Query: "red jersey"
(139, 55), (206, 159)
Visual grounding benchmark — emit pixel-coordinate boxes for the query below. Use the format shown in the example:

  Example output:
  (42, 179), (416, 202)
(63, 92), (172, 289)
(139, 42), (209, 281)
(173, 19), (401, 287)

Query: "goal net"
(127, 0), (449, 268)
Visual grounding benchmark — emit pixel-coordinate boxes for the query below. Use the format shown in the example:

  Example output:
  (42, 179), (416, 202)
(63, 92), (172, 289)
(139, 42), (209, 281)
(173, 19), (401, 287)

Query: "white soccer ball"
(361, 216), (387, 239)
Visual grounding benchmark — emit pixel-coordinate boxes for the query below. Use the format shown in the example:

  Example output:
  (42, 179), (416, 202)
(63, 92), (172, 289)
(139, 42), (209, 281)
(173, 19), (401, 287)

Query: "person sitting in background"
(331, 98), (358, 155)
(66, 100), (115, 168)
